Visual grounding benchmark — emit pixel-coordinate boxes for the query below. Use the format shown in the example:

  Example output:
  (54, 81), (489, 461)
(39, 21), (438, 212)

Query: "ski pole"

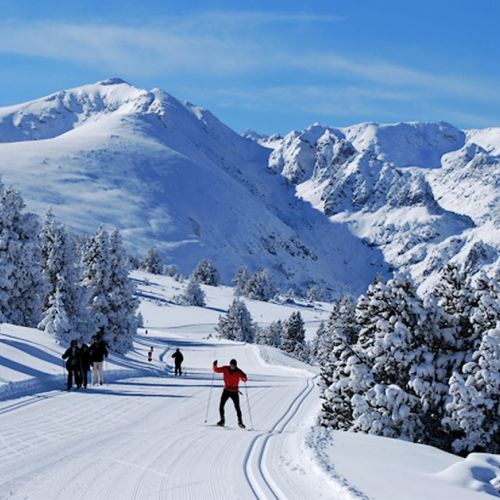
(244, 382), (254, 431)
(204, 366), (216, 424)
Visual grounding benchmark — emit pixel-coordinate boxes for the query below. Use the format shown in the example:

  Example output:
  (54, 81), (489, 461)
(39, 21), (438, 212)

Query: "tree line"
(0, 181), (139, 353)
(312, 265), (499, 455)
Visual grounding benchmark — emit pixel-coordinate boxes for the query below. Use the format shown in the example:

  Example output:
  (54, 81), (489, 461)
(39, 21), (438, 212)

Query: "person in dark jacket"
(212, 358), (248, 428)
(79, 343), (92, 389)
(171, 348), (184, 376)
(89, 333), (108, 385)
(62, 340), (82, 391)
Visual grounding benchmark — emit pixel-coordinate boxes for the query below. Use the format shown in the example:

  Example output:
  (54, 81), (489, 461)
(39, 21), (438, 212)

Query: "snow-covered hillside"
(1, 271), (498, 499)
(0, 79), (498, 294)
(0, 79), (385, 296)
(264, 120), (499, 287)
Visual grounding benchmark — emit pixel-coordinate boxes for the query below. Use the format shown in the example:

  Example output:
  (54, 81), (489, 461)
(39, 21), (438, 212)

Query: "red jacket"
(213, 365), (247, 392)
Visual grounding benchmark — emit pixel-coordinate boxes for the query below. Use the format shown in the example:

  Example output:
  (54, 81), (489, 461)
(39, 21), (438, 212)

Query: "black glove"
(213, 360), (217, 366)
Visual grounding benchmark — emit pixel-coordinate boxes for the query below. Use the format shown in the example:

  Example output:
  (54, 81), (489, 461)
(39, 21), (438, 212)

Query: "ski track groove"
(243, 375), (315, 500)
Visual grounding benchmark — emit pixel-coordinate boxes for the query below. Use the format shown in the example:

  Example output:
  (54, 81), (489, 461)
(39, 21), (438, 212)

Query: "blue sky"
(0, 0), (499, 134)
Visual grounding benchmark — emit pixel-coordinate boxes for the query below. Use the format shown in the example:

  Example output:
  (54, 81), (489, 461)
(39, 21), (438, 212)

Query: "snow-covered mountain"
(264, 120), (499, 288)
(0, 79), (385, 295)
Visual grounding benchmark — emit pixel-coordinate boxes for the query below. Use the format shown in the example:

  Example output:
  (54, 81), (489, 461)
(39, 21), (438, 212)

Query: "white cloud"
(0, 12), (498, 120)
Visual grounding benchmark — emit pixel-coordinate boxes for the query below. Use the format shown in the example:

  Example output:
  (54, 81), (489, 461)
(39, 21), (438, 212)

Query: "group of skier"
(62, 338), (249, 428)
(61, 332), (108, 391)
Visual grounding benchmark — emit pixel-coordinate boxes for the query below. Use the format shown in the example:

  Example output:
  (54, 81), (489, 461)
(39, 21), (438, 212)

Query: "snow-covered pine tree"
(192, 259), (220, 286)
(282, 311), (306, 359)
(233, 266), (250, 296)
(140, 247), (162, 274)
(39, 211), (89, 343)
(0, 182), (45, 326)
(306, 284), (325, 302)
(432, 263), (477, 355)
(215, 298), (255, 343)
(183, 276), (206, 306)
(245, 268), (276, 302)
(106, 229), (140, 353)
(470, 270), (500, 341)
(319, 296), (358, 429)
(81, 225), (110, 337)
(38, 287), (72, 341)
(349, 276), (428, 440)
(420, 263), (482, 447)
(443, 324), (500, 454)
(258, 319), (284, 347)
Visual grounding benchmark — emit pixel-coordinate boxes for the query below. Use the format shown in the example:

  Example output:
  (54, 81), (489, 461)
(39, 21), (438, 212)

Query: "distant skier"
(89, 331), (108, 385)
(62, 339), (82, 391)
(212, 359), (248, 428)
(79, 343), (91, 389)
(171, 348), (184, 376)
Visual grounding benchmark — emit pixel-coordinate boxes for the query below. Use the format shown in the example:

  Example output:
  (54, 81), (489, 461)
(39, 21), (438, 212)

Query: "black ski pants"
(81, 368), (89, 388)
(67, 368), (81, 390)
(174, 362), (182, 376)
(219, 389), (243, 423)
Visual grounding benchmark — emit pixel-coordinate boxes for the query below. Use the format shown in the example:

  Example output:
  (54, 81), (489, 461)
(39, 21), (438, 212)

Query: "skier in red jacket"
(213, 358), (248, 428)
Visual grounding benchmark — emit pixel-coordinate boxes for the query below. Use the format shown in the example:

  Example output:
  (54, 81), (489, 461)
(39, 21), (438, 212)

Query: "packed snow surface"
(1, 272), (498, 499)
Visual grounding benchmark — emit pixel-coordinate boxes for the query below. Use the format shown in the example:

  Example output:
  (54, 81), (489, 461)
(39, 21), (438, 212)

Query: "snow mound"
(435, 453), (500, 497)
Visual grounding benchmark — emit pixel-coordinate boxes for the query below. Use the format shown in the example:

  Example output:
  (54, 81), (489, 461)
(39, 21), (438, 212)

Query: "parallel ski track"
(0, 390), (65, 416)
(243, 375), (315, 499)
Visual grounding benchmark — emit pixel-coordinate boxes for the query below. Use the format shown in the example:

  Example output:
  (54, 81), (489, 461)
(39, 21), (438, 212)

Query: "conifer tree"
(0, 182), (45, 326)
(258, 320), (284, 347)
(319, 297), (358, 429)
(183, 276), (206, 306)
(38, 288), (72, 341)
(348, 276), (428, 440)
(107, 229), (139, 353)
(39, 211), (88, 343)
(282, 311), (306, 359)
(81, 225), (110, 336)
(443, 324), (500, 454)
(245, 268), (276, 302)
(233, 266), (250, 296)
(141, 247), (162, 274)
(216, 299), (255, 343)
(193, 259), (220, 286)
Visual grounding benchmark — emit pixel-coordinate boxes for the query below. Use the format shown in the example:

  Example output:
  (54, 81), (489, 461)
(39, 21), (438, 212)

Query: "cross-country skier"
(212, 359), (248, 429)
(171, 348), (184, 376)
(62, 340), (82, 391)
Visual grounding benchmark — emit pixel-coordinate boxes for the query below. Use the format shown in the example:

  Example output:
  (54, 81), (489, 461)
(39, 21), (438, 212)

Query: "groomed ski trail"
(0, 333), (347, 499)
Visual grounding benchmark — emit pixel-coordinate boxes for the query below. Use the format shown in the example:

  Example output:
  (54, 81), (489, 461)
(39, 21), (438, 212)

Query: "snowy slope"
(0, 79), (385, 295)
(1, 271), (499, 499)
(265, 120), (499, 287)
